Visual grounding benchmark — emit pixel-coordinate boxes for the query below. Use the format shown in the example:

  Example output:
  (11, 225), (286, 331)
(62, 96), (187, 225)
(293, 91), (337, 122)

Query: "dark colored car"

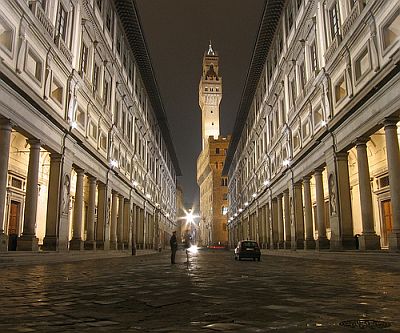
(234, 240), (261, 261)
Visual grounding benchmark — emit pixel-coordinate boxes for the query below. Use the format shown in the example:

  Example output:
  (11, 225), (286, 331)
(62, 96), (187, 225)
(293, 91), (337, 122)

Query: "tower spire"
(207, 40), (215, 56)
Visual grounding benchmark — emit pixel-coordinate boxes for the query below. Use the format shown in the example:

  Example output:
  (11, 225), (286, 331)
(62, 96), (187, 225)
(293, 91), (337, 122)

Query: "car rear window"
(242, 241), (258, 248)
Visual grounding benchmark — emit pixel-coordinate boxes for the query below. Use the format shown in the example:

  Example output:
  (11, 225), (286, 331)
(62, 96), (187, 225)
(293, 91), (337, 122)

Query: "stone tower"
(199, 41), (222, 149)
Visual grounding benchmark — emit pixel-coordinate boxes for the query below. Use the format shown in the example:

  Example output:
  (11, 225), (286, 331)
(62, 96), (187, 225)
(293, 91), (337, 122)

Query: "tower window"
(212, 122), (214, 126)
(211, 110), (213, 114)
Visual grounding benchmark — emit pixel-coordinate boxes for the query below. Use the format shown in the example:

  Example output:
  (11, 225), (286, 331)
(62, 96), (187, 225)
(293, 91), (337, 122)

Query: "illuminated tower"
(199, 41), (222, 149)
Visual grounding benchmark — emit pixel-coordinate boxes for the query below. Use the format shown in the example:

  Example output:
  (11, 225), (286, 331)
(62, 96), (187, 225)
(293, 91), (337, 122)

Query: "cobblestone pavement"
(1, 249), (399, 333)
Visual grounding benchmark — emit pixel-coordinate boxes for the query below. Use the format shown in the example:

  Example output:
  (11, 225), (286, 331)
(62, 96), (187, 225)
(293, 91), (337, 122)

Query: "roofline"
(114, 0), (182, 176)
(222, 0), (285, 176)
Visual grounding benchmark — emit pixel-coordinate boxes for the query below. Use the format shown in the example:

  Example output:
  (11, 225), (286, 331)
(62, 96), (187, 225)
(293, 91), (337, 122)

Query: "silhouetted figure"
(170, 231), (178, 264)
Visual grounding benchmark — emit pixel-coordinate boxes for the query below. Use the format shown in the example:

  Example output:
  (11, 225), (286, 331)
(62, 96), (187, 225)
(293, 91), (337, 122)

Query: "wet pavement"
(0, 249), (399, 332)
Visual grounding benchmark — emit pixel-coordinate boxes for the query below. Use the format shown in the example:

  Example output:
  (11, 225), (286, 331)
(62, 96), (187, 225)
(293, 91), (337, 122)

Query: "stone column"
(124, 198), (130, 250)
(271, 199), (278, 249)
(17, 139), (41, 251)
(69, 168), (84, 250)
(131, 204), (137, 254)
(315, 169), (329, 249)
(43, 153), (62, 251)
(117, 194), (124, 249)
(283, 190), (291, 249)
(356, 139), (380, 250)
(303, 176), (316, 249)
(384, 119), (400, 251)
(277, 194), (284, 249)
(264, 204), (271, 248)
(0, 119), (12, 251)
(84, 176), (96, 250)
(96, 182), (107, 250)
(110, 191), (118, 250)
(291, 182), (304, 250)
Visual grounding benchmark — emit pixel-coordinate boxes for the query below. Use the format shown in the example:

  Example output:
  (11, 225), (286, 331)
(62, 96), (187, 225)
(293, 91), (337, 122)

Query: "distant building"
(224, 0), (400, 252)
(0, 0), (180, 252)
(197, 43), (230, 246)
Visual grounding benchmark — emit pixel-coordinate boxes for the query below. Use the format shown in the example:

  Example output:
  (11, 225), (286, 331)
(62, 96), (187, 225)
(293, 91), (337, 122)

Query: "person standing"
(170, 231), (178, 264)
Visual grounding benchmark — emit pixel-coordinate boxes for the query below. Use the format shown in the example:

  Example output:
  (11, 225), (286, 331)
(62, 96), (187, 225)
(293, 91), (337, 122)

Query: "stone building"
(224, 0), (400, 251)
(197, 43), (230, 246)
(0, 0), (180, 252)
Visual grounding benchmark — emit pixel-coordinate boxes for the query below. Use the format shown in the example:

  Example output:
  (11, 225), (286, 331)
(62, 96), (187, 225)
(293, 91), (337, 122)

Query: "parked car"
(234, 240), (261, 261)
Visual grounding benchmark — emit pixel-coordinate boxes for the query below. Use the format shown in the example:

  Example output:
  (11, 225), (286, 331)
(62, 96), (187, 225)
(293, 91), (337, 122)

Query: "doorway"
(8, 200), (21, 251)
(381, 199), (393, 248)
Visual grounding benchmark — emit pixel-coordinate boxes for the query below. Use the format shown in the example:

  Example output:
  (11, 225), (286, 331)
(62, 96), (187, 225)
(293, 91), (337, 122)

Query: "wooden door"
(8, 201), (20, 251)
(381, 200), (393, 247)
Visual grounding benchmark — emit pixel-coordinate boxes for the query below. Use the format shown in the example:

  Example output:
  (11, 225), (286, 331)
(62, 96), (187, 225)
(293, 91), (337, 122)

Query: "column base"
(330, 236), (357, 250)
(17, 235), (39, 251)
(110, 241), (118, 250)
(0, 233), (8, 252)
(96, 241), (105, 250)
(388, 232), (400, 252)
(316, 238), (330, 250)
(291, 239), (304, 250)
(43, 236), (58, 251)
(69, 238), (84, 251)
(277, 241), (285, 249)
(359, 233), (381, 250)
(284, 240), (291, 249)
(117, 242), (125, 250)
(304, 239), (316, 250)
(84, 240), (96, 250)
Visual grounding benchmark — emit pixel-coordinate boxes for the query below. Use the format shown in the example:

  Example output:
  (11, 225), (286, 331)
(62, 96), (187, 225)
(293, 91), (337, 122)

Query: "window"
(293, 131), (300, 150)
(382, 10), (400, 51)
(0, 17), (14, 53)
(299, 61), (306, 90)
(216, 148), (220, 154)
(334, 75), (347, 103)
(114, 99), (120, 126)
(310, 40), (318, 73)
(105, 6), (113, 33)
(79, 42), (89, 75)
(104, 76), (111, 107)
(25, 48), (43, 83)
(76, 107), (86, 127)
(290, 76), (297, 107)
(116, 33), (122, 55)
(302, 121), (310, 139)
(313, 107), (323, 127)
(287, 1), (294, 32)
(93, 62), (100, 92)
(89, 121), (98, 139)
(51, 77), (64, 104)
(354, 47), (370, 81)
(329, 1), (341, 39)
(99, 132), (107, 151)
(56, 3), (68, 42)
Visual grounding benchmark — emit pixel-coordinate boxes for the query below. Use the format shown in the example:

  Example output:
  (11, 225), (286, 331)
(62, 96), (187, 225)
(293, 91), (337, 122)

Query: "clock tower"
(199, 42), (222, 149)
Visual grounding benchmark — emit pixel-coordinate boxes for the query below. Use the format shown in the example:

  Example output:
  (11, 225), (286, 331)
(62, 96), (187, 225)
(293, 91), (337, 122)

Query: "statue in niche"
(62, 175), (70, 215)
(329, 174), (337, 216)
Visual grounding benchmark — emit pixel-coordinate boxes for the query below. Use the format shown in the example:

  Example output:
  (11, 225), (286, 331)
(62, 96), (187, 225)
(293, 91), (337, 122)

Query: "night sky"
(135, 0), (265, 206)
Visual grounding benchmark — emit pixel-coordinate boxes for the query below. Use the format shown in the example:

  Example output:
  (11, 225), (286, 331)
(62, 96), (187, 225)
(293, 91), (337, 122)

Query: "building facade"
(224, 0), (400, 251)
(197, 43), (230, 246)
(0, 0), (180, 252)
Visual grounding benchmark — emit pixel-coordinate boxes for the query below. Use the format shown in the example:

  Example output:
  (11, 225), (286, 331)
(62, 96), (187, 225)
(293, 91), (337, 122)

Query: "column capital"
(26, 139), (41, 149)
(0, 118), (13, 131)
(335, 151), (349, 162)
(314, 167), (325, 175)
(383, 116), (400, 128)
(293, 181), (302, 189)
(303, 175), (312, 182)
(49, 153), (63, 163)
(118, 193), (124, 199)
(97, 181), (106, 189)
(354, 136), (370, 147)
(87, 175), (97, 183)
(74, 167), (85, 175)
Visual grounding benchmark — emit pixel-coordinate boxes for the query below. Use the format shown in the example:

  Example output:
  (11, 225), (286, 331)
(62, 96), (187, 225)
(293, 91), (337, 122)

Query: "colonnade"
(229, 118), (400, 252)
(0, 119), (168, 252)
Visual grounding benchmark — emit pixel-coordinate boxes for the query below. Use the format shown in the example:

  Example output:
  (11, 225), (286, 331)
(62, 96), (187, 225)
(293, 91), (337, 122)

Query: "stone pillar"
(384, 119), (400, 251)
(117, 194), (124, 249)
(110, 191), (118, 250)
(283, 190), (291, 249)
(291, 182), (304, 250)
(271, 199), (278, 249)
(303, 176), (316, 249)
(265, 204), (271, 248)
(277, 194), (284, 249)
(0, 119), (12, 252)
(17, 139), (41, 251)
(43, 153), (62, 251)
(124, 198), (130, 250)
(96, 182), (107, 250)
(356, 139), (380, 250)
(69, 168), (84, 250)
(84, 176), (96, 250)
(315, 169), (330, 250)
(131, 204), (137, 254)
